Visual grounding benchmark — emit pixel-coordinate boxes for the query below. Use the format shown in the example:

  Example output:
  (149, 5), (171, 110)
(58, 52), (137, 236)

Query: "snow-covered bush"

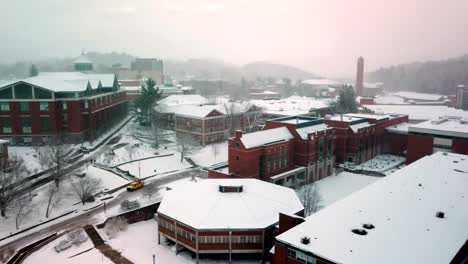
(104, 216), (128, 239)
(68, 229), (88, 246)
(54, 239), (72, 253)
(120, 199), (140, 211)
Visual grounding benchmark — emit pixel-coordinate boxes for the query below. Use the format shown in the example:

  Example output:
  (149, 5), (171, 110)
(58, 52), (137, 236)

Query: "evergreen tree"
(330, 85), (358, 114)
(135, 78), (161, 120)
(29, 64), (38, 77)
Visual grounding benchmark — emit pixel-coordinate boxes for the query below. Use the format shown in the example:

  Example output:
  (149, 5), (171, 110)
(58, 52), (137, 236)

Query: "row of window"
(0, 100), (92, 112)
(287, 248), (317, 264)
(266, 150), (289, 173)
(2, 115), (50, 133)
(160, 220), (262, 244)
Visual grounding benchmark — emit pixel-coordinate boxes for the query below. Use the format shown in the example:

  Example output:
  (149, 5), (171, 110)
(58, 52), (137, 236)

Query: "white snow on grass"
(308, 171), (380, 208)
(118, 154), (192, 179)
(84, 165), (129, 191)
(342, 155), (406, 174)
(8, 146), (43, 174)
(107, 219), (259, 264)
(250, 95), (330, 116)
(189, 141), (228, 168)
(24, 233), (113, 264)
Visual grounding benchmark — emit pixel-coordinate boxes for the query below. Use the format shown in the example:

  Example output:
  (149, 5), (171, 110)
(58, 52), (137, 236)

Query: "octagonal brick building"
(157, 179), (304, 262)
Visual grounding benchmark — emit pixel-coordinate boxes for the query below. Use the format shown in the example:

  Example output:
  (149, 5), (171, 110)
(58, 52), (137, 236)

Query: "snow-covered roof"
(241, 127), (294, 149)
(0, 72), (115, 92)
(296, 124), (330, 140)
(251, 96), (330, 116)
(276, 152), (468, 264)
(386, 122), (412, 134)
(350, 121), (372, 133)
(393, 91), (445, 101)
(328, 115), (365, 122)
(73, 54), (93, 64)
(158, 179), (303, 229)
(174, 105), (221, 118)
(363, 82), (383, 89)
(157, 95), (207, 107)
(408, 117), (468, 138)
(344, 113), (390, 121)
(363, 105), (468, 120)
(302, 79), (342, 87)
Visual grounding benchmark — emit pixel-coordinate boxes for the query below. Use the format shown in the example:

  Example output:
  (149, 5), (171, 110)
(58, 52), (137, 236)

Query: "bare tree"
(245, 106), (263, 133)
(70, 176), (103, 205)
(45, 185), (60, 218)
(299, 183), (323, 217)
(142, 185), (157, 201)
(0, 155), (28, 217)
(212, 144), (219, 159)
(223, 102), (239, 137)
(177, 134), (197, 163)
(13, 196), (33, 229)
(124, 144), (134, 162)
(38, 135), (70, 187)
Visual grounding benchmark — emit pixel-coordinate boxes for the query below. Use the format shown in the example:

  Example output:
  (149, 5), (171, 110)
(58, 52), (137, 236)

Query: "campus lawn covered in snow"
(189, 141), (228, 168)
(303, 171), (381, 208)
(118, 154), (192, 179)
(24, 231), (113, 264)
(0, 171), (122, 239)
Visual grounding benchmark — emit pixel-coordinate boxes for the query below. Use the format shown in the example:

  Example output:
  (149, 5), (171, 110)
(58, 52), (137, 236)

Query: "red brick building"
(0, 71), (128, 144)
(173, 102), (260, 145)
(218, 116), (335, 188)
(323, 113), (408, 164)
(384, 116), (468, 164)
(157, 179), (303, 263)
(271, 152), (468, 264)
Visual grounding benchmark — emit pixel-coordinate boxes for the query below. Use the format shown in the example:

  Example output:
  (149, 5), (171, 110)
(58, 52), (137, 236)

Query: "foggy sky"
(1, 0), (468, 78)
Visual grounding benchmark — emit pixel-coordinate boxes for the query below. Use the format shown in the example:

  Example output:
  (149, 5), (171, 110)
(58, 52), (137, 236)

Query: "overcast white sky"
(1, 0), (467, 77)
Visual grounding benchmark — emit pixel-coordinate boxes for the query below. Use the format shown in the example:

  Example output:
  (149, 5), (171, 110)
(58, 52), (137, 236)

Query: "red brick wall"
(452, 139), (468, 155)
(383, 133), (408, 155)
(278, 213), (304, 235)
(407, 134), (433, 164)
(207, 170), (230, 178)
(271, 244), (330, 264)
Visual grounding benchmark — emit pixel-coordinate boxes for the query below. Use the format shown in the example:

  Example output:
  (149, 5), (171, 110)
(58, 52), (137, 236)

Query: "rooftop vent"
(301, 236), (310, 245)
(219, 185), (243, 193)
(351, 229), (367, 236)
(436, 211), (445, 219)
(363, 223), (375, 230)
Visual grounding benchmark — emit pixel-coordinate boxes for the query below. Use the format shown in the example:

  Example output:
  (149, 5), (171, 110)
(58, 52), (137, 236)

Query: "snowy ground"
(311, 171), (381, 208)
(9, 146), (45, 174)
(118, 155), (192, 179)
(23, 230), (112, 264)
(342, 155), (406, 175)
(0, 172), (121, 239)
(189, 141), (228, 168)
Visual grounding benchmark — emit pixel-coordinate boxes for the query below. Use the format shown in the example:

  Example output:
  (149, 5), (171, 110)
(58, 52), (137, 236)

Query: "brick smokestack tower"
(355, 56), (364, 97)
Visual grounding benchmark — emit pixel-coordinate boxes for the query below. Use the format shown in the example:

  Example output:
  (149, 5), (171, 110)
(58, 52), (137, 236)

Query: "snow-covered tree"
(38, 135), (70, 187)
(298, 183), (323, 216)
(45, 185), (60, 218)
(0, 155), (29, 217)
(14, 196), (33, 229)
(177, 134), (197, 162)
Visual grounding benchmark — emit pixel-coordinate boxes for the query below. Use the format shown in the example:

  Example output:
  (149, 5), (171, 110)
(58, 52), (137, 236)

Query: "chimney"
(355, 57), (364, 97)
(235, 130), (243, 139)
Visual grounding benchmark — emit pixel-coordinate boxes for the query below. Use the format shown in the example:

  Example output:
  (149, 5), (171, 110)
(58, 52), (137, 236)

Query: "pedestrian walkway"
(84, 225), (134, 264)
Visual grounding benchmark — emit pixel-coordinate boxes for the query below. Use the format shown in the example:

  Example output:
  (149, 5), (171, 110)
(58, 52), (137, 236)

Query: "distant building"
(355, 57), (364, 97)
(300, 79), (342, 98)
(455, 84), (468, 110)
(171, 102), (260, 145)
(115, 58), (164, 84)
(271, 152), (468, 264)
(361, 82), (383, 97)
(249, 90), (281, 100)
(118, 79), (141, 107)
(157, 178), (304, 262)
(154, 95), (208, 129)
(0, 54), (127, 144)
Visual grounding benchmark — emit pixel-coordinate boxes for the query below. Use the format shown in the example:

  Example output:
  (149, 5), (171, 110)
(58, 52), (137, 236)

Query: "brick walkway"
(84, 225), (134, 264)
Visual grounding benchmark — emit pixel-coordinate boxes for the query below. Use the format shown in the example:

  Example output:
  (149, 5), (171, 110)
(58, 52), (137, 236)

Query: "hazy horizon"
(2, 0), (468, 78)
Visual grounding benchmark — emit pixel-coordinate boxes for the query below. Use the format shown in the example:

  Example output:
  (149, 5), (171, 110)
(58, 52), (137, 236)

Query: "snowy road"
(0, 168), (206, 256)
